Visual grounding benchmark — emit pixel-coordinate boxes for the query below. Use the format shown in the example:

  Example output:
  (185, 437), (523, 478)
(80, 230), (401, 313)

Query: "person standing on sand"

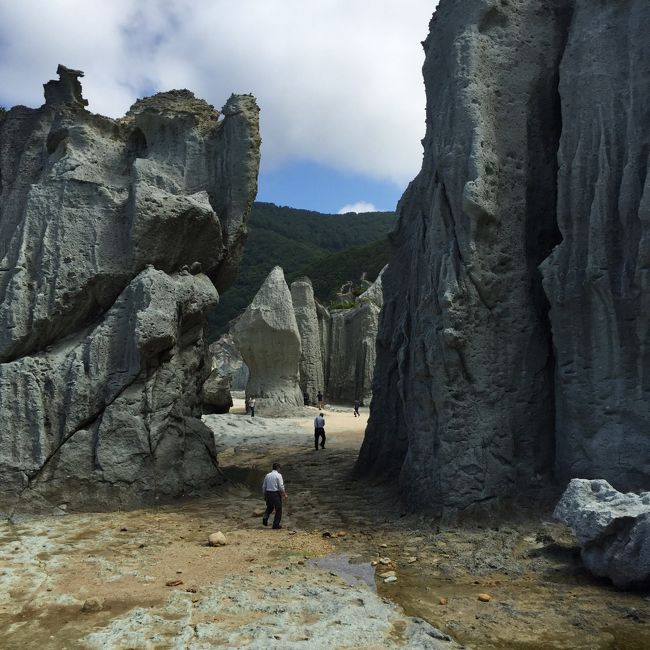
(248, 395), (256, 417)
(353, 399), (360, 417)
(317, 390), (324, 409)
(262, 462), (287, 529)
(314, 412), (326, 450)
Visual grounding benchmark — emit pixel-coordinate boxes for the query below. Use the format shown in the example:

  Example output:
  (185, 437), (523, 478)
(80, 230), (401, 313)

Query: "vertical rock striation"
(358, 0), (650, 514)
(326, 272), (384, 405)
(290, 278), (325, 404)
(0, 65), (260, 514)
(232, 267), (304, 414)
(540, 0), (650, 490)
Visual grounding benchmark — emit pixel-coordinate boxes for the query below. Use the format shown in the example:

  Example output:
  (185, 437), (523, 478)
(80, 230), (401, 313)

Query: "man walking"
(314, 412), (326, 450)
(317, 390), (324, 409)
(248, 395), (256, 417)
(353, 399), (360, 417)
(262, 462), (287, 529)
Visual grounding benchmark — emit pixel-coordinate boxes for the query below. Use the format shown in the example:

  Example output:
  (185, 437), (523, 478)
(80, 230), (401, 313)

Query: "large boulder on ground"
(0, 65), (260, 515)
(327, 271), (384, 404)
(554, 479), (650, 588)
(232, 267), (303, 415)
(290, 278), (325, 405)
(357, 0), (650, 515)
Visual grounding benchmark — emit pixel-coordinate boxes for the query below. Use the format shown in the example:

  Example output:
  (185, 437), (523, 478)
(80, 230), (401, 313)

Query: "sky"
(0, 1), (437, 214)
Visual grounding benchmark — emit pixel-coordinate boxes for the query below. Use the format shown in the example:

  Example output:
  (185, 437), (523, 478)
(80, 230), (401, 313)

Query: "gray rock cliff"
(232, 266), (303, 414)
(208, 334), (249, 391)
(290, 278), (325, 404)
(0, 66), (260, 514)
(358, 0), (650, 514)
(326, 272), (383, 405)
(554, 479), (650, 588)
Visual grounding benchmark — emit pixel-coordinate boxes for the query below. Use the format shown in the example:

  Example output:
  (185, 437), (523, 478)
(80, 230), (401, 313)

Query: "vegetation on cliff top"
(208, 202), (394, 339)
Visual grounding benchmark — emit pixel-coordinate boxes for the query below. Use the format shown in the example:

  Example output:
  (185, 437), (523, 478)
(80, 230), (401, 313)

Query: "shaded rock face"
(0, 66), (260, 515)
(554, 479), (650, 589)
(358, 0), (650, 514)
(232, 267), (303, 414)
(208, 334), (249, 391)
(202, 371), (234, 414)
(290, 278), (325, 404)
(540, 0), (650, 489)
(326, 273), (383, 404)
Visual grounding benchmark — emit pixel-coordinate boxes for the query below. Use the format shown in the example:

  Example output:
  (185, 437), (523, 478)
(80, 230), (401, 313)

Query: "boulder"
(208, 531), (227, 546)
(290, 278), (325, 405)
(554, 479), (650, 588)
(0, 66), (260, 515)
(357, 0), (650, 514)
(232, 267), (303, 415)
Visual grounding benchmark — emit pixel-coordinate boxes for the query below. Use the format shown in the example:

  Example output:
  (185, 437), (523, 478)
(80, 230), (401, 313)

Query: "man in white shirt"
(262, 462), (287, 529)
(314, 413), (326, 450)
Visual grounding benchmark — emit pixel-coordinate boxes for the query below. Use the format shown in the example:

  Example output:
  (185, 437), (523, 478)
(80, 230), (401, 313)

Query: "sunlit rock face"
(357, 0), (650, 515)
(232, 267), (304, 415)
(0, 65), (260, 515)
(290, 278), (325, 405)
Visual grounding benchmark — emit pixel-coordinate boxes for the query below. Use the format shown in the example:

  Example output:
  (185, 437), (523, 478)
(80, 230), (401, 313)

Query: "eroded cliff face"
(0, 66), (260, 515)
(358, 0), (650, 514)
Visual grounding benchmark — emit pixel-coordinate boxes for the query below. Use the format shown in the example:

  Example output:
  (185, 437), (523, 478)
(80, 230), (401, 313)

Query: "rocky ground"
(1, 401), (649, 649)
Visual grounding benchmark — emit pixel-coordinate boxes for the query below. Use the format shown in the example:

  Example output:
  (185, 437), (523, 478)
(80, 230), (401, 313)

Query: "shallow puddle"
(310, 553), (376, 590)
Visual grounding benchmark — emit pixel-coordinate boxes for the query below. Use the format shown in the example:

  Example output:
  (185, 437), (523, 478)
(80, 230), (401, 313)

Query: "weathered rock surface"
(326, 271), (384, 404)
(208, 334), (249, 391)
(554, 479), (650, 588)
(290, 277), (324, 405)
(358, 0), (650, 514)
(0, 65), (260, 514)
(540, 1), (650, 490)
(232, 267), (303, 414)
(202, 370), (233, 414)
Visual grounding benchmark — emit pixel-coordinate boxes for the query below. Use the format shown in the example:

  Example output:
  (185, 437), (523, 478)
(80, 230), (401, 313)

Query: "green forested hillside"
(289, 238), (391, 304)
(208, 202), (394, 338)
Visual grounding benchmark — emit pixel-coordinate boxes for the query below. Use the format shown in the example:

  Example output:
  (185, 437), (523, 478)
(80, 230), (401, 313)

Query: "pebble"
(335, 531), (347, 538)
(370, 561), (378, 567)
(165, 579), (183, 587)
(384, 576), (397, 584)
(380, 543), (388, 548)
(322, 531), (332, 538)
(478, 593), (491, 602)
(378, 571), (396, 579)
(81, 597), (103, 613)
(407, 556), (417, 563)
(208, 532), (227, 546)
(379, 557), (391, 565)
(439, 597), (448, 605)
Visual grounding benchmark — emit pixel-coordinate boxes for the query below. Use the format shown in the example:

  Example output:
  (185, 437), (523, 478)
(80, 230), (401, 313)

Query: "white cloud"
(338, 202), (378, 214)
(0, 0), (437, 185)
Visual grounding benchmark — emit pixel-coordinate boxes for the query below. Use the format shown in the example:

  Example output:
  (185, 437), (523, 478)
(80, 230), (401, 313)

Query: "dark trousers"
(314, 428), (326, 449)
(264, 491), (282, 528)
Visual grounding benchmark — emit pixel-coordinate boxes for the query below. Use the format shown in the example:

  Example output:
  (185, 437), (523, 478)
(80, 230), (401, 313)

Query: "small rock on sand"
(208, 532), (227, 546)
(81, 598), (103, 613)
(439, 597), (448, 605)
(384, 576), (397, 584)
(379, 557), (391, 565)
(378, 571), (396, 579)
(478, 593), (491, 602)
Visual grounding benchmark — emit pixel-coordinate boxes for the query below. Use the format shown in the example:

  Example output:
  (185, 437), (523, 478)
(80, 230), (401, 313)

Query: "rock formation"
(554, 479), (650, 588)
(232, 267), (303, 414)
(0, 65), (260, 515)
(325, 272), (384, 404)
(290, 278), (325, 404)
(208, 334), (249, 391)
(357, 0), (650, 515)
(202, 370), (234, 414)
